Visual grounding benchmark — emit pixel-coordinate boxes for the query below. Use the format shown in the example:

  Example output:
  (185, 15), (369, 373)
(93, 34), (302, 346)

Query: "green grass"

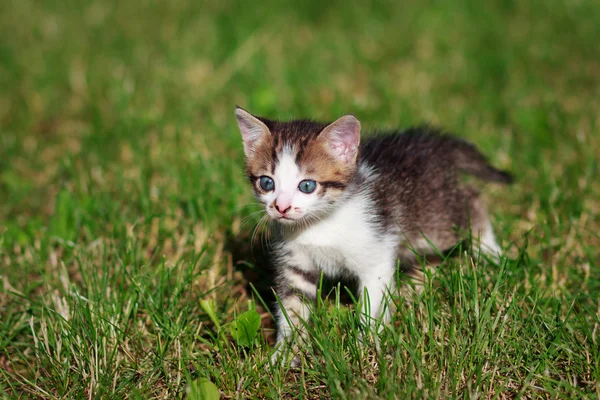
(1, 0), (599, 398)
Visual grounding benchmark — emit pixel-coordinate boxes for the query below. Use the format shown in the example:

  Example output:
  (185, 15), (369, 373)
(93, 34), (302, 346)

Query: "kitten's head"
(235, 107), (361, 225)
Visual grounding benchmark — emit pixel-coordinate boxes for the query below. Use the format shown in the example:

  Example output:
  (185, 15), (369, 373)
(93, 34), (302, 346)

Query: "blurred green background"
(1, 0), (599, 398)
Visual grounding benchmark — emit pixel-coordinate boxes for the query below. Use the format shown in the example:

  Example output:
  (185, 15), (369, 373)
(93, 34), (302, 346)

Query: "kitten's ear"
(235, 107), (270, 156)
(319, 115), (361, 164)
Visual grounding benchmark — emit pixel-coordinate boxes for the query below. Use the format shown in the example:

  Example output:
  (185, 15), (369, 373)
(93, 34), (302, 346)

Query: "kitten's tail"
(453, 140), (514, 184)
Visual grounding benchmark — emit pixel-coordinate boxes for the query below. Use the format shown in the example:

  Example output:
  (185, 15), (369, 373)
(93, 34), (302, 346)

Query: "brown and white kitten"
(235, 107), (512, 362)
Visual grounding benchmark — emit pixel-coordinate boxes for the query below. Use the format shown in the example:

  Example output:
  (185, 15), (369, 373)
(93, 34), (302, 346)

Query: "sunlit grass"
(1, 0), (599, 398)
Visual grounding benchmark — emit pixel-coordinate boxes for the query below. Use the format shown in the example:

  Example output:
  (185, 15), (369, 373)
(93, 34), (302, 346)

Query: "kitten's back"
(360, 127), (512, 253)
(360, 126), (512, 184)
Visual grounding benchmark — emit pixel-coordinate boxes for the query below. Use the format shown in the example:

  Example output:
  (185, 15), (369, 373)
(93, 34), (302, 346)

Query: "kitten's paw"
(357, 327), (382, 351)
(475, 247), (503, 265)
(290, 355), (301, 368)
(270, 346), (301, 368)
(270, 347), (285, 367)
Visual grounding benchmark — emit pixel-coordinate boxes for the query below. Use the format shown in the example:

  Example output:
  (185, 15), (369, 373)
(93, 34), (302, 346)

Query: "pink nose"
(275, 202), (292, 215)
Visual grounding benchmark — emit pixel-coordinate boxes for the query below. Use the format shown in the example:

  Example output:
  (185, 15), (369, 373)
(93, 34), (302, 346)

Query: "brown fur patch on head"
(243, 116), (358, 197)
(298, 138), (357, 194)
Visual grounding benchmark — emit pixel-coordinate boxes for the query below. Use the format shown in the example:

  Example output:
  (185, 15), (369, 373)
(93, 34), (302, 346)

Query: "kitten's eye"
(298, 179), (317, 194)
(259, 176), (275, 191)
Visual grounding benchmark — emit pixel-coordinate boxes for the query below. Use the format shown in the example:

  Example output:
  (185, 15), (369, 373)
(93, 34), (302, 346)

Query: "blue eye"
(298, 179), (317, 194)
(259, 176), (275, 191)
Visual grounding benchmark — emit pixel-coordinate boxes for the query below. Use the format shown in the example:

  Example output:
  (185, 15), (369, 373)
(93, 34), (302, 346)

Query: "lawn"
(1, 0), (599, 398)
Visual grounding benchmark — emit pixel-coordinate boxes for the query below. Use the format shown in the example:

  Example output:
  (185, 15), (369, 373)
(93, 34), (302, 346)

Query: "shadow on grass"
(225, 230), (278, 310)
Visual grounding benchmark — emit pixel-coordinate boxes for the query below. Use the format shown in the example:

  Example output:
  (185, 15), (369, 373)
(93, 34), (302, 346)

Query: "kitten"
(234, 106), (512, 363)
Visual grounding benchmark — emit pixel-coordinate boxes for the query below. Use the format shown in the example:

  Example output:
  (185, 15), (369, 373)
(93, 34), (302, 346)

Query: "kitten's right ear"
(235, 107), (270, 156)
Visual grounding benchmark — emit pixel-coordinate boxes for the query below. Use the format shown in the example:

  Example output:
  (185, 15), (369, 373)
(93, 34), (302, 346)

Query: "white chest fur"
(285, 194), (396, 277)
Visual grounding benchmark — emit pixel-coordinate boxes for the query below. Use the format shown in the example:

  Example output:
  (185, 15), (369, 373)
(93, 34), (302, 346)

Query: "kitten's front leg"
(356, 252), (397, 342)
(271, 249), (318, 366)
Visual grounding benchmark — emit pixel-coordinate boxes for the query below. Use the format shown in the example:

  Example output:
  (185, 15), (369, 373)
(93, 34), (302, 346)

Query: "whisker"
(225, 202), (265, 217)
(239, 209), (267, 230)
(261, 218), (271, 252)
(251, 215), (267, 254)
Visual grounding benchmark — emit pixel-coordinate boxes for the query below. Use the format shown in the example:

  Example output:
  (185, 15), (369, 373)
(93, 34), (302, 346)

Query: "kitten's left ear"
(319, 115), (361, 164)
(235, 106), (270, 157)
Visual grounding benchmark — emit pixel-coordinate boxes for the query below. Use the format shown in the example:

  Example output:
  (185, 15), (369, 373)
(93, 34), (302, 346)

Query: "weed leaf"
(188, 378), (220, 400)
(229, 310), (260, 347)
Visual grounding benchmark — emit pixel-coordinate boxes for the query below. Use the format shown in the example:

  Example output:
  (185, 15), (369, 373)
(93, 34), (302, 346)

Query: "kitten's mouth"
(271, 214), (303, 224)
(267, 210), (306, 224)
(278, 215), (298, 222)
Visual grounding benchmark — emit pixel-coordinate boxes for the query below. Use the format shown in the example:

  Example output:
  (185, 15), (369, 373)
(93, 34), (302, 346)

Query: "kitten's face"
(235, 107), (361, 225)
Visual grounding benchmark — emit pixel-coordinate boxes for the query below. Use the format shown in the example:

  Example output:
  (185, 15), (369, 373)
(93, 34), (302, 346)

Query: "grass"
(1, 0), (599, 398)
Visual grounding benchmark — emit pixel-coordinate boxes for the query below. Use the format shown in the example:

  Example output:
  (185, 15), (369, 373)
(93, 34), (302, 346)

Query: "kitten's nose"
(274, 201), (292, 215)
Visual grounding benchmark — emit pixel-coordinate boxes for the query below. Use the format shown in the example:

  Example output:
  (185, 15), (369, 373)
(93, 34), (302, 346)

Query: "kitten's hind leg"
(475, 219), (502, 263)
(464, 187), (503, 263)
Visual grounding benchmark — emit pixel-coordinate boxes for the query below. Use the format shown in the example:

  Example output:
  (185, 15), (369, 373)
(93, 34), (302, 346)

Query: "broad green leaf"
(229, 310), (261, 347)
(187, 378), (220, 400)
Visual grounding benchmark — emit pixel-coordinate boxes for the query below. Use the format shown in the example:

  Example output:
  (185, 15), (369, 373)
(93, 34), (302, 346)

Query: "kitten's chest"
(289, 197), (381, 271)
